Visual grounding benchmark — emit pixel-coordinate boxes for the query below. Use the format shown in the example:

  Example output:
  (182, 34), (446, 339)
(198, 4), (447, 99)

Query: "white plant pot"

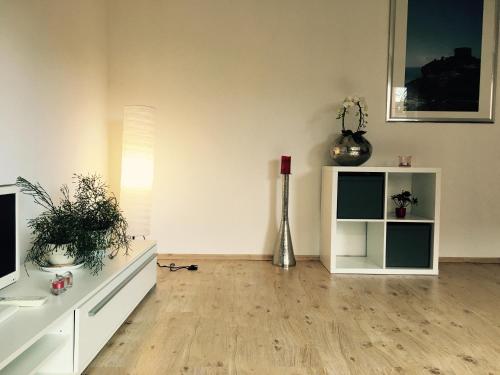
(47, 244), (76, 266)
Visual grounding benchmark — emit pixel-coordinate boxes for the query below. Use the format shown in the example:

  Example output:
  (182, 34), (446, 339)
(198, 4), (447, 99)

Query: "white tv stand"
(0, 240), (157, 374)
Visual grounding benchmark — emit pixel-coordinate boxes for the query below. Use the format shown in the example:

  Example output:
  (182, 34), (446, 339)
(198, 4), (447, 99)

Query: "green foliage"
(73, 174), (129, 272)
(391, 190), (418, 208)
(17, 175), (130, 275)
(16, 177), (78, 268)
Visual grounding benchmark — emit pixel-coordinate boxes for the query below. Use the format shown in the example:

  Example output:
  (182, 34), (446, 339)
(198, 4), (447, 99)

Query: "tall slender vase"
(273, 173), (296, 268)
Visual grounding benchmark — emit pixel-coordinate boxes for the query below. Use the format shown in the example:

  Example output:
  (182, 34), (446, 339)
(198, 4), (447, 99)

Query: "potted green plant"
(16, 177), (79, 267)
(17, 175), (129, 275)
(391, 190), (418, 218)
(73, 174), (129, 271)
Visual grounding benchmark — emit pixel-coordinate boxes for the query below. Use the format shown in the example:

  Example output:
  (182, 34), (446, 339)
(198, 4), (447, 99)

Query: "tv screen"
(0, 193), (16, 278)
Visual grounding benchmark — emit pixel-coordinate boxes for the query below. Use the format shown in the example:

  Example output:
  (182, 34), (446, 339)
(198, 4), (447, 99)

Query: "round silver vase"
(330, 133), (372, 166)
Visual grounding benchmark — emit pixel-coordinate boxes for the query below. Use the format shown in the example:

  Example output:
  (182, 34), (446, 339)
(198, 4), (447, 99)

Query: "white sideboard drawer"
(75, 253), (156, 372)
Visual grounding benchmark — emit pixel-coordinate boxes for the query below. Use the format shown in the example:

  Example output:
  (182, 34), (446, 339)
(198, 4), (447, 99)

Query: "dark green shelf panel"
(337, 172), (385, 219)
(386, 223), (432, 268)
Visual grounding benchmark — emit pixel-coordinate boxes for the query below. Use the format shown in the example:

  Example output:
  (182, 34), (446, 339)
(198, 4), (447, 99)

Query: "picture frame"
(386, 0), (499, 123)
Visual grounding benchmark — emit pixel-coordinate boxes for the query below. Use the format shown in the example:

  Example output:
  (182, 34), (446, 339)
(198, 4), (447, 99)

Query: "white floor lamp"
(120, 105), (155, 239)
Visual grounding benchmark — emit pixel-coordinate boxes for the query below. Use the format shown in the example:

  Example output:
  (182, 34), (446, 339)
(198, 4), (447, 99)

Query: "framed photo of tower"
(386, 0), (499, 123)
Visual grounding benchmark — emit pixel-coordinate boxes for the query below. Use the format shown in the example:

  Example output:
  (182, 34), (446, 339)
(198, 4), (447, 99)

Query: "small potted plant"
(16, 177), (79, 267)
(391, 190), (418, 218)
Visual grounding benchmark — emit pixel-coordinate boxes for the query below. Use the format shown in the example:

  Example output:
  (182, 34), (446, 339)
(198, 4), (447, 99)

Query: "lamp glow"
(120, 106), (155, 237)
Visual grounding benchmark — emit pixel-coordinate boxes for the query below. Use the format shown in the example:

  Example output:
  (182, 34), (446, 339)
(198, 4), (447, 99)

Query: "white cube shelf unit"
(320, 166), (441, 275)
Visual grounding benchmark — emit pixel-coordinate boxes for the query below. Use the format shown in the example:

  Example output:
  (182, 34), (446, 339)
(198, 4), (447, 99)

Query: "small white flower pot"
(47, 244), (76, 266)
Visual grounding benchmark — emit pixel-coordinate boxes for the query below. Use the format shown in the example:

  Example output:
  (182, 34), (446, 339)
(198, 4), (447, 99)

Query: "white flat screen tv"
(0, 185), (19, 290)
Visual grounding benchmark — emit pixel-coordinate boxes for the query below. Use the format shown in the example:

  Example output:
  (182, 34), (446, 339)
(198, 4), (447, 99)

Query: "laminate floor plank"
(85, 261), (500, 375)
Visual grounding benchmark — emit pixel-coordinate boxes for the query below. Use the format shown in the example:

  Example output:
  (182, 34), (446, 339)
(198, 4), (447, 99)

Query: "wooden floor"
(85, 261), (500, 374)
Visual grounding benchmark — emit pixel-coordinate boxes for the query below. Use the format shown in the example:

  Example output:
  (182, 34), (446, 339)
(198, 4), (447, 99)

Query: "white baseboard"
(157, 254), (500, 264)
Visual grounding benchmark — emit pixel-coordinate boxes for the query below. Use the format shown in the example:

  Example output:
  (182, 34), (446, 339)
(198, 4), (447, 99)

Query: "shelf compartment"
(386, 223), (432, 268)
(387, 172), (436, 220)
(0, 334), (70, 375)
(334, 221), (384, 270)
(337, 172), (385, 219)
(335, 256), (382, 270)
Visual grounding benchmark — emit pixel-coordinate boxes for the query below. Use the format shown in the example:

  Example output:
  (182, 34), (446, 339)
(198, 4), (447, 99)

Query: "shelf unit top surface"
(337, 218), (384, 222)
(323, 166), (441, 173)
(337, 216), (433, 223)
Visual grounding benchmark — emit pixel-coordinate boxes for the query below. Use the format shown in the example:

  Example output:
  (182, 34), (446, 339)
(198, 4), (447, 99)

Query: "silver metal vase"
(273, 174), (296, 268)
(330, 132), (372, 166)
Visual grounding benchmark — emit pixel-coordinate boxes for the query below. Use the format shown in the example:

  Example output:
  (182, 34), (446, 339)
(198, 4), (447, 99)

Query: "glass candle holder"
(62, 271), (73, 288)
(398, 155), (412, 167)
(51, 277), (66, 295)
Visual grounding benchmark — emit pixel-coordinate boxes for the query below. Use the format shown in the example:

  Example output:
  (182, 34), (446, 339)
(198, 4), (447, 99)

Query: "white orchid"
(343, 101), (351, 109)
(336, 95), (368, 133)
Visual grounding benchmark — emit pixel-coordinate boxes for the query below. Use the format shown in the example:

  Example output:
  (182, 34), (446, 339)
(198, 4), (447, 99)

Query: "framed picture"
(386, 0), (499, 123)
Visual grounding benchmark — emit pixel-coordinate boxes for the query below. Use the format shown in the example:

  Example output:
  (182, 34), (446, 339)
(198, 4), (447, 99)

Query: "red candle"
(281, 156), (291, 175)
(51, 278), (65, 295)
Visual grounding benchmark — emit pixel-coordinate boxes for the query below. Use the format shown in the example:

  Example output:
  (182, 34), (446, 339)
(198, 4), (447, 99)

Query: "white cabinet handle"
(88, 254), (156, 317)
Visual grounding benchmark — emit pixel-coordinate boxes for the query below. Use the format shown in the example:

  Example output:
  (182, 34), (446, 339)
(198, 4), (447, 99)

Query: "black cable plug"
(157, 262), (198, 272)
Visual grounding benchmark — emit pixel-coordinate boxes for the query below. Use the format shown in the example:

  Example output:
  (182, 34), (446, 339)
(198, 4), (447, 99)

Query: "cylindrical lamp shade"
(120, 106), (155, 238)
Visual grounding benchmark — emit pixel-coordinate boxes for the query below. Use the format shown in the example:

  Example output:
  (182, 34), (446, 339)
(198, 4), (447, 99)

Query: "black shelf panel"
(386, 223), (432, 268)
(337, 172), (385, 219)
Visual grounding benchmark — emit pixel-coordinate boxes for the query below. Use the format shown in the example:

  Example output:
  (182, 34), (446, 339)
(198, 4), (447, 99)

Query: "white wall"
(108, 0), (500, 258)
(0, 1), (109, 258)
